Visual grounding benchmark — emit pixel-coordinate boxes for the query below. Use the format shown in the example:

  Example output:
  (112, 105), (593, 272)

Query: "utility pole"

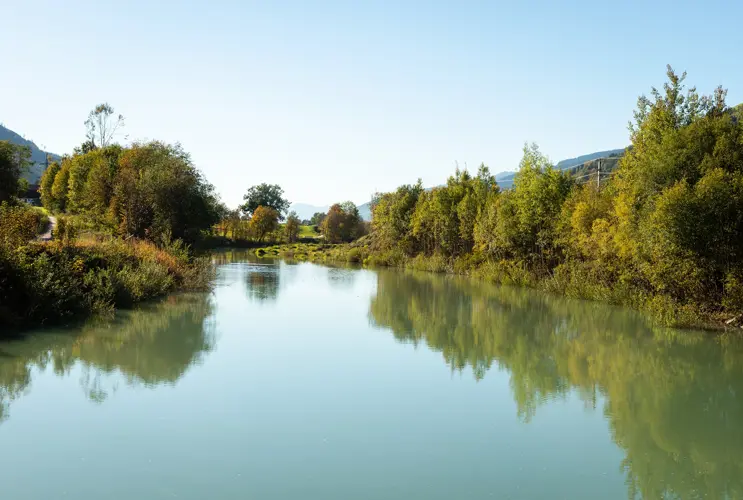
(597, 158), (601, 189)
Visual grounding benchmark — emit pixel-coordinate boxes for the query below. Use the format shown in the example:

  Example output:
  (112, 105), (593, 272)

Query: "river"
(1, 250), (742, 499)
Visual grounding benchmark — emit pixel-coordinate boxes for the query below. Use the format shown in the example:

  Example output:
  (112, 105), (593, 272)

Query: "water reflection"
(0, 293), (214, 422)
(369, 269), (743, 500)
(246, 265), (281, 302)
(326, 267), (358, 290)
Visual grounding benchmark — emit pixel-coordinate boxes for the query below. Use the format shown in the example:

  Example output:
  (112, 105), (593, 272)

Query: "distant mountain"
(357, 202), (372, 221)
(555, 148), (625, 171)
(494, 170), (517, 189)
(493, 148), (627, 189)
(0, 124), (60, 184)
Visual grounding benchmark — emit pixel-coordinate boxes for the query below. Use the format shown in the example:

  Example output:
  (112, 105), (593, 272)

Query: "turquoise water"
(1, 251), (742, 499)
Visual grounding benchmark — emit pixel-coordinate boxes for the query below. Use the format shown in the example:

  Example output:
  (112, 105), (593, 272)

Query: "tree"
(285, 211), (300, 242)
(219, 209), (243, 238)
(85, 103), (125, 148)
(39, 160), (61, 211)
(310, 211), (326, 227)
(250, 206), (279, 242)
(0, 141), (30, 203)
(240, 184), (289, 219)
(321, 202), (365, 243)
(492, 144), (573, 262)
(110, 142), (222, 243)
(372, 180), (423, 254)
(51, 159), (71, 212)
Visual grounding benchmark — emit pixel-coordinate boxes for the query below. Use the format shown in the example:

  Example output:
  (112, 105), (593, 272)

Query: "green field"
(298, 225), (321, 239)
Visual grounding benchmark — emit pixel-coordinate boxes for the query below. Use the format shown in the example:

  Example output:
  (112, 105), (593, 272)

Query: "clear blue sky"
(2, 0), (741, 207)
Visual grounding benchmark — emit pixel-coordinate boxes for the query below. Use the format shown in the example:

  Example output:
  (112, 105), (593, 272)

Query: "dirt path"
(38, 215), (57, 241)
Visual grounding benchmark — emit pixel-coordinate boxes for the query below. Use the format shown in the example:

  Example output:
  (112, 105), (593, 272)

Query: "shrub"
(0, 238), (214, 331)
(0, 203), (47, 248)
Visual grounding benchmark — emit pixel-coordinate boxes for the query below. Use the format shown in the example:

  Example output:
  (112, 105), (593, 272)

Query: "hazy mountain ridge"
(0, 123), (61, 184)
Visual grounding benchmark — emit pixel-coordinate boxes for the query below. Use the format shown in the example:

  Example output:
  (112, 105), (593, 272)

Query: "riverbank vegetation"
(259, 68), (743, 328)
(0, 104), (219, 332)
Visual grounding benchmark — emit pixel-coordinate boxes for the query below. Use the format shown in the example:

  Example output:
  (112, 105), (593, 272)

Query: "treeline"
(343, 68), (743, 325)
(217, 183), (366, 244)
(39, 141), (222, 244)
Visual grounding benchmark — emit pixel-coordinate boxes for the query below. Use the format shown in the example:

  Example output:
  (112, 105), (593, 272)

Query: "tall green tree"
(285, 211), (301, 242)
(240, 184), (289, 219)
(0, 141), (30, 203)
(51, 159), (71, 212)
(39, 160), (61, 211)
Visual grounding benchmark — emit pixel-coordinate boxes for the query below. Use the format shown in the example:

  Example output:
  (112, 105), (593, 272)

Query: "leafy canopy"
(241, 183), (290, 220)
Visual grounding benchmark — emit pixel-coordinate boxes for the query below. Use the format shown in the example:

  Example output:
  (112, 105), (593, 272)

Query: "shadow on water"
(0, 293), (215, 423)
(369, 268), (743, 500)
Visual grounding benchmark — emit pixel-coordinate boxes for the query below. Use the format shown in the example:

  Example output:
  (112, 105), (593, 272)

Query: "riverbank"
(0, 237), (214, 333)
(251, 239), (738, 331)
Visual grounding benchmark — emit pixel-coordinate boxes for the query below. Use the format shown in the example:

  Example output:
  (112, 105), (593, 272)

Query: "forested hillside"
(0, 124), (60, 183)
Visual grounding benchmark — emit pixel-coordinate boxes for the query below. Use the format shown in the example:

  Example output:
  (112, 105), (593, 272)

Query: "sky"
(1, 0), (742, 208)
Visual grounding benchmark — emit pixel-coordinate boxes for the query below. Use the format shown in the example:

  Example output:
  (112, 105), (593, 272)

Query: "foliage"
(41, 142), (221, 244)
(250, 206), (280, 242)
(310, 211), (326, 226)
(0, 237), (214, 330)
(0, 203), (47, 248)
(0, 141), (31, 203)
(39, 160), (60, 210)
(240, 183), (290, 219)
(284, 211), (301, 242)
(321, 202), (365, 243)
(372, 180), (423, 254)
(409, 164), (498, 257)
(288, 68), (743, 326)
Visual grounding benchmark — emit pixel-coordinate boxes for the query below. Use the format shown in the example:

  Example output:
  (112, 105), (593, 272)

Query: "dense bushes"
(0, 203), (48, 247)
(0, 238), (213, 330)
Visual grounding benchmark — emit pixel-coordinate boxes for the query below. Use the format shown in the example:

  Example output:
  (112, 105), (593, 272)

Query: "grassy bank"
(253, 237), (735, 330)
(0, 237), (213, 332)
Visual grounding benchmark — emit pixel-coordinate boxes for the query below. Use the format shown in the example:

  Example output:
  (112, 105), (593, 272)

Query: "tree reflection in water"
(369, 269), (743, 500)
(245, 265), (281, 302)
(0, 293), (214, 422)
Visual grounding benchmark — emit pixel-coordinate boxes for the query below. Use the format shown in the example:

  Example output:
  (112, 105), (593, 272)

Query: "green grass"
(298, 225), (321, 239)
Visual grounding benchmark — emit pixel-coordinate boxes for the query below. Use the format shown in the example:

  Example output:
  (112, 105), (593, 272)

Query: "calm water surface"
(1, 251), (742, 499)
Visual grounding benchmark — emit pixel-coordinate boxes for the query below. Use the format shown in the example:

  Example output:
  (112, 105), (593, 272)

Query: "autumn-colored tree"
(250, 205), (279, 242)
(321, 202), (365, 243)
